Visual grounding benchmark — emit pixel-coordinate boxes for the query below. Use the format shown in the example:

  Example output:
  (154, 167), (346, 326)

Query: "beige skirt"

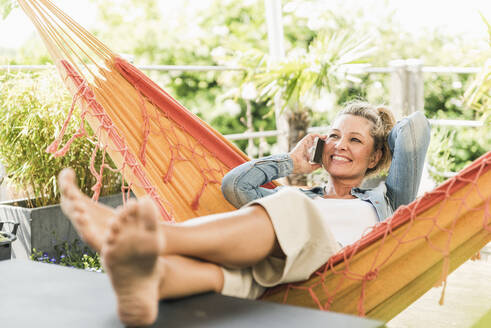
(220, 188), (341, 299)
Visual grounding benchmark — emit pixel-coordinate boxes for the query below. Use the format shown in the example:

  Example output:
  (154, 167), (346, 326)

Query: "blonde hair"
(337, 100), (396, 176)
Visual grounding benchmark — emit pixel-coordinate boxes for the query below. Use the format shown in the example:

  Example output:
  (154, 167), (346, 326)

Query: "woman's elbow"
(221, 172), (241, 208)
(414, 111), (431, 147)
(413, 111), (431, 134)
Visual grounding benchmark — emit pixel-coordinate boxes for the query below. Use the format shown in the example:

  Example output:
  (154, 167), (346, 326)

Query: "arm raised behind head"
(385, 111), (431, 211)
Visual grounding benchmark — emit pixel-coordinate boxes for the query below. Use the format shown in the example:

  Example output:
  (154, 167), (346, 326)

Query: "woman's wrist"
(288, 152), (300, 174)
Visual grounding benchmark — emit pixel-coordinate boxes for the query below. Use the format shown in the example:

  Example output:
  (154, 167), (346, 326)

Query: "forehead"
(331, 114), (372, 136)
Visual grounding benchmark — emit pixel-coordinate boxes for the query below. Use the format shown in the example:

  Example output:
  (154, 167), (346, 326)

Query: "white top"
(313, 197), (378, 247)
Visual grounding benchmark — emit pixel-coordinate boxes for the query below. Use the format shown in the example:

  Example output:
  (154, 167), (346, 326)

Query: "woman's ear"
(368, 149), (382, 169)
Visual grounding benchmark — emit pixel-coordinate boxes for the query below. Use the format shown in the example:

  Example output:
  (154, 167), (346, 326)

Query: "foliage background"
(0, 0), (489, 190)
(0, 71), (122, 206)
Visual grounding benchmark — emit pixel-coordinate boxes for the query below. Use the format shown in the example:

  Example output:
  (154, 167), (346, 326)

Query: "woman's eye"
(328, 134), (338, 139)
(351, 138), (361, 143)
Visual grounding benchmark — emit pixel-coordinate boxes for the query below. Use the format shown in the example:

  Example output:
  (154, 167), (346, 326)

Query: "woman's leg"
(161, 205), (282, 268)
(102, 196), (225, 326)
(59, 168), (280, 326)
(158, 255), (224, 299)
(59, 168), (283, 267)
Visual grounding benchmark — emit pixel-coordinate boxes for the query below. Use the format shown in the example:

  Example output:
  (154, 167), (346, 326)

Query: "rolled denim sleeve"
(221, 154), (293, 208)
(385, 111), (431, 210)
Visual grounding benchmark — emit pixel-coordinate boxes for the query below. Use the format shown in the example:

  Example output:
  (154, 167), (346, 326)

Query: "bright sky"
(0, 1), (97, 49)
(392, 0), (489, 36)
(0, 0), (489, 49)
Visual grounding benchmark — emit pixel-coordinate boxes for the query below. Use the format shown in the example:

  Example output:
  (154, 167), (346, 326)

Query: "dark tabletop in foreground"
(0, 259), (384, 328)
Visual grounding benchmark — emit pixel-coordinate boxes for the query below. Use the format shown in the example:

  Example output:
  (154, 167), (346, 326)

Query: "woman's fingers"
(289, 133), (326, 174)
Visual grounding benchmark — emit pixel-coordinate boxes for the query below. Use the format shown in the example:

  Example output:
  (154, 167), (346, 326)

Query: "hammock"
(18, 0), (491, 322)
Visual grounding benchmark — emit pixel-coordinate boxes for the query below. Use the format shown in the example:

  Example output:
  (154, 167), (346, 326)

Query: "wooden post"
(406, 58), (424, 114)
(389, 59), (424, 119)
(245, 100), (255, 158)
(265, 0), (289, 153)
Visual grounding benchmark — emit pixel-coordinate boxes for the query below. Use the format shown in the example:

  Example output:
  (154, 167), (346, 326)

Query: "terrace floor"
(388, 253), (491, 328)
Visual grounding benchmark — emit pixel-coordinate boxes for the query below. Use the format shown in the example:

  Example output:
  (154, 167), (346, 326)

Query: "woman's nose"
(334, 137), (348, 150)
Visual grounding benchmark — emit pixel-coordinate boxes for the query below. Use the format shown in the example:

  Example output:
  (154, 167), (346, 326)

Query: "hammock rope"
(17, 0), (491, 321)
(262, 152), (491, 319)
(17, 0), (260, 222)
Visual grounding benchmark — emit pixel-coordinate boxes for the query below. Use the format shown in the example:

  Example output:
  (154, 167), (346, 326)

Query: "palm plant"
(244, 31), (374, 184)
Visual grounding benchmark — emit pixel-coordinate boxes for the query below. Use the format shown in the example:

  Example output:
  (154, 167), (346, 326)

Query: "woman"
(223, 101), (430, 222)
(58, 101), (430, 326)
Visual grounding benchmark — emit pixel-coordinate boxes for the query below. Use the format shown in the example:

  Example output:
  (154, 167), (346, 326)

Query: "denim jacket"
(221, 111), (431, 222)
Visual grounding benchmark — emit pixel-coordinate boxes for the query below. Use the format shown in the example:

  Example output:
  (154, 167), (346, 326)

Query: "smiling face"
(322, 114), (381, 184)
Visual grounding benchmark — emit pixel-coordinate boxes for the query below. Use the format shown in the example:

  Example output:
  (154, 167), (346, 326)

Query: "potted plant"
(0, 70), (123, 260)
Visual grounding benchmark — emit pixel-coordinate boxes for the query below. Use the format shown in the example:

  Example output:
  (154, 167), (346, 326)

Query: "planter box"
(0, 194), (128, 259)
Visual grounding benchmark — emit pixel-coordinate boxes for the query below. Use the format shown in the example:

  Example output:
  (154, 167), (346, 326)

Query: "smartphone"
(309, 137), (325, 164)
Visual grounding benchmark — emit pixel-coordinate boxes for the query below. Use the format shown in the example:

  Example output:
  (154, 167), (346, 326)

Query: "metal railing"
(222, 118), (485, 141)
(0, 64), (244, 72)
(0, 64), (481, 74)
(1, 61), (485, 171)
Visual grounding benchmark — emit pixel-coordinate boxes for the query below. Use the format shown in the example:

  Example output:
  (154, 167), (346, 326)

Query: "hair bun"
(376, 106), (396, 136)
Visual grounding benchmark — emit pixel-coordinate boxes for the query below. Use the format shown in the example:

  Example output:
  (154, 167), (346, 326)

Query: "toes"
(126, 199), (139, 217)
(106, 218), (121, 245)
(73, 213), (87, 227)
(110, 220), (121, 235)
(106, 230), (116, 245)
(106, 200), (136, 245)
(61, 200), (85, 221)
(118, 199), (138, 224)
(71, 201), (86, 214)
(103, 197), (160, 251)
(138, 197), (159, 231)
(58, 168), (77, 194)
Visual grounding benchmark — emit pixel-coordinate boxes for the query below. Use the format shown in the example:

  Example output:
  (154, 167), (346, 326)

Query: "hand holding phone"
(309, 137), (325, 164)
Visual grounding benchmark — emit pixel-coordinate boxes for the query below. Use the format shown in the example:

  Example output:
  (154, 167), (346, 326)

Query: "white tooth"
(332, 156), (349, 162)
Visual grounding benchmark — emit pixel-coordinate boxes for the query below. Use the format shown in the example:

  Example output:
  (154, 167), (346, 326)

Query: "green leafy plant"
(0, 70), (122, 207)
(248, 32), (374, 113)
(31, 240), (102, 272)
(427, 15), (490, 182)
(426, 128), (457, 184)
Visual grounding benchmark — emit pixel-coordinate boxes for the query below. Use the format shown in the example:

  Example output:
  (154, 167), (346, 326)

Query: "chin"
(328, 169), (364, 181)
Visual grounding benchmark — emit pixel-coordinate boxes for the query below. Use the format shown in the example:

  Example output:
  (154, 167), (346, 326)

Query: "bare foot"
(102, 197), (164, 327)
(58, 168), (116, 252)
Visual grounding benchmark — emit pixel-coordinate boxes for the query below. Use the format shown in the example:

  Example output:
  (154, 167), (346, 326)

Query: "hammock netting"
(18, 0), (491, 322)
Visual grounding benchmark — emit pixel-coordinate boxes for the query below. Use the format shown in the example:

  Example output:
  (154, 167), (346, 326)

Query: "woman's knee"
(241, 205), (283, 258)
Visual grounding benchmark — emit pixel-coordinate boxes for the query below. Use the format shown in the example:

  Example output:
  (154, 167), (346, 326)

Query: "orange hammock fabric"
(18, 0), (491, 322)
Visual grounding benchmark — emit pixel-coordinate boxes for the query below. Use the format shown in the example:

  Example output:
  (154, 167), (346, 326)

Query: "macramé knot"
(364, 269), (379, 281)
(324, 296), (334, 309)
